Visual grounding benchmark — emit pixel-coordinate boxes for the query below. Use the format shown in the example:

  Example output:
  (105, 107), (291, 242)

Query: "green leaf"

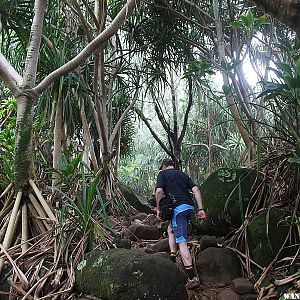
(230, 21), (244, 29)
(94, 224), (105, 240)
(240, 10), (254, 29)
(288, 157), (300, 164)
(246, 9), (254, 27)
(276, 62), (293, 77)
(254, 15), (267, 27)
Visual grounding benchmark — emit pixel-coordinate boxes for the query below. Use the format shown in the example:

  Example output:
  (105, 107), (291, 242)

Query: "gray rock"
(120, 184), (153, 213)
(75, 248), (188, 300)
(130, 212), (148, 221)
(127, 223), (161, 241)
(152, 252), (170, 259)
(199, 235), (218, 251)
(149, 238), (170, 253)
(217, 289), (240, 300)
(240, 294), (258, 300)
(143, 214), (159, 226)
(195, 247), (242, 285)
(116, 238), (131, 249)
(232, 278), (254, 294)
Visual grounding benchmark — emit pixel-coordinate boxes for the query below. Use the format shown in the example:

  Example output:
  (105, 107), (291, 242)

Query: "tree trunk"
(78, 96), (99, 171)
(14, 95), (35, 188)
(212, 0), (254, 160)
(52, 92), (63, 192)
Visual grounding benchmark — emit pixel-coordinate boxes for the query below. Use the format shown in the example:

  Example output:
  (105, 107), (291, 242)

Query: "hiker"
(155, 158), (206, 289)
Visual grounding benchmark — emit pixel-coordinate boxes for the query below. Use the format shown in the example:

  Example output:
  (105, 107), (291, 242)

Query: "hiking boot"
(185, 277), (200, 289)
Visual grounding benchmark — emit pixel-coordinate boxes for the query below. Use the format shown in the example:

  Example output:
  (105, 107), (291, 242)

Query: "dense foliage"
(0, 0), (299, 298)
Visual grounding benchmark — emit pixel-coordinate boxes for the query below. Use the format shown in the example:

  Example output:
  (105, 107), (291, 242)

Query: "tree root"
(0, 180), (57, 275)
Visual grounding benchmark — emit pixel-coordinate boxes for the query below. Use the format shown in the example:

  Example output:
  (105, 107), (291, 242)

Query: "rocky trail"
(84, 211), (260, 300)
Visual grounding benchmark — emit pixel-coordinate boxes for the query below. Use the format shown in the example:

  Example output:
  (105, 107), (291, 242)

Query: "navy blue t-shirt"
(155, 169), (196, 207)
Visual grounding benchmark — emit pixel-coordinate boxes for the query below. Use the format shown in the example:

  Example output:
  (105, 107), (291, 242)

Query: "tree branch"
(170, 74), (178, 141)
(33, 0), (139, 95)
(0, 52), (22, 94)
(108, 87), (140, 150)
(178, 76), (193, 145)
(23, 0), (47, 87)
(134, 107), (173, 157)
(154, 102), (171, 134)
(68, 0), (93, 42)
(82, 0), (100, 30)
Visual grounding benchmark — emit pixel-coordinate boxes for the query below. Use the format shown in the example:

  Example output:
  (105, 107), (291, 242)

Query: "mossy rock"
(75, 248), (188, 300)
(195, 247), (242, 285)
(120, 184), (153, 213)
(193, 168), (261, 236)
(247, 208), (291, 267)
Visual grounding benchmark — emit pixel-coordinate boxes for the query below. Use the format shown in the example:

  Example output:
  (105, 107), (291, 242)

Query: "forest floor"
(187, 285), (236, 300)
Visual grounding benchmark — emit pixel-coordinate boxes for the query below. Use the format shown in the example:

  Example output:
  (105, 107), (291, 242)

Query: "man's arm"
(192, 185), (206, 219)
(155, 187), (164, 219)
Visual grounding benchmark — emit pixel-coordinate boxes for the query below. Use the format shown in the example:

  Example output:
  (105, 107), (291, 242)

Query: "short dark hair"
(159, 158), (174, 170)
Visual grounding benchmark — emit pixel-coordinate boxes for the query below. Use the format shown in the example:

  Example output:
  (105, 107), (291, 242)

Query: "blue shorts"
(171, 205), (194, 244)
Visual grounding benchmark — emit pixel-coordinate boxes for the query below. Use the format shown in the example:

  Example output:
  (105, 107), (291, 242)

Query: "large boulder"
(195, 247), (242, 285)
(193, 168), (261, 236)
(247, 208), (291, 267)
(120, 184), (153, 213)
(75, 248), (188, 300)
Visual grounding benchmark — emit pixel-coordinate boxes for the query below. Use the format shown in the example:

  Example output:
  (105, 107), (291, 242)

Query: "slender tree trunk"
(78, 96), (99, 171)
(52, 92), (63, 192)
(207, 104), (212, 177)
(92, 0), (109, 162)
(212, 0), (254, 160)
(14, 0), (47, 188)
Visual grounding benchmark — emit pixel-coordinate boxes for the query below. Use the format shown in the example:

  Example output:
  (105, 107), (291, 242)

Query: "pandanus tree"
(126, 0), (257, 166)
(134, 73), (194, 170)
(0, 0), (139, 273)
(130, 0), (300, 166)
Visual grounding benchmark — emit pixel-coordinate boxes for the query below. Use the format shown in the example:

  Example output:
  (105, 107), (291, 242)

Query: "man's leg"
(178, 242), (192, 266)
(172, 210), (200, 289)
(179, 241), (197, 281)
(167, 224), (178, 262)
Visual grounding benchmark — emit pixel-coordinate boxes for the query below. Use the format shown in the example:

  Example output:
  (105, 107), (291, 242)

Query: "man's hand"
(197, 209), (206, 220)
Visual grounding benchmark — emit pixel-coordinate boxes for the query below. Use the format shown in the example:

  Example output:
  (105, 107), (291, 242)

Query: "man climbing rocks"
(155, 158), (206, 290)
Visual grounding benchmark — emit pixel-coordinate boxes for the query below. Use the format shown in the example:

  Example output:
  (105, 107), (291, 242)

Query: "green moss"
(248, 208), (290, 266)
(194, 168), (261, 235)
(14, 98), (34, 187)
(75, 249), (188, 300)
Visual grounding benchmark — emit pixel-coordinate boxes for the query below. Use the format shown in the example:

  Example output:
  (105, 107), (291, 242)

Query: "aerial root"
(0, 180), (57, 276)
(21, 203), (29, 253)
(29, 179), (57, 222)
(0, 190), (22, 273)
(0, 182), (13, 199)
